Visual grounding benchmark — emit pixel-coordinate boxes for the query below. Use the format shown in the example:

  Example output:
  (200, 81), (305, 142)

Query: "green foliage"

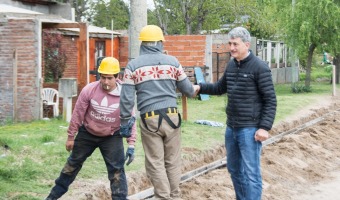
(278, 0), (340, 87)
(43, 31), (67, 83)
(11, 195), (40, 200)
(89, 0), (129, 30)
(299, 64), (332, 81)
(69, 0), (90, 22)
(152, 0), (229, 34)
(41, 135), (55, 143)
(247, 0), (281, 39)
(324, 64), (333, 73)
(291, 82), (312, 93)
(273, 81), (337, 122)
(147, 9), (158, 26)
(299, 73), (306, 81)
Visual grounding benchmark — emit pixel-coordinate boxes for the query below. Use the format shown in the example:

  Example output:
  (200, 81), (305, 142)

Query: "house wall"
(118, 36), (130, 68)
(211, 34), (231, 82)
(0, 18), (41, 123)
(119, 35), (207, 68)
(2, 0), (74, 20)
(88, 37), (120, 82)
(61, 36), (78, 79)
(2, 0), (49, 14)
(42, 34), (120, 118)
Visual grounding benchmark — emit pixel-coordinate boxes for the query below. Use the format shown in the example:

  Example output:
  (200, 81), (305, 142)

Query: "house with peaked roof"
(0, 2), (121, 123)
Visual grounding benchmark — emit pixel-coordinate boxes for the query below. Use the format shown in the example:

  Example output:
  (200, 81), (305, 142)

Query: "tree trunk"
(180, 1), (191, 34)
(154, 1), (168, 35)
(305, 43), (316, 88)
(333, 53), (340, 84)
(196, 0), (205, 34)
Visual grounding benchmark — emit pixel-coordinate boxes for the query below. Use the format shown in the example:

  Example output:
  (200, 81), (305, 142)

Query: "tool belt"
(141, 107), (181, 133)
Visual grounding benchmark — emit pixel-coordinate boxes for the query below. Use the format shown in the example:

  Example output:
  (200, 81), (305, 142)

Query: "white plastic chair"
(42, 88), (59, 117)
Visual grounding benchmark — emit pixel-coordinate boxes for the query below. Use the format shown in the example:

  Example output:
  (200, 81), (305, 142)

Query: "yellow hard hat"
(98, 57), (120, 74)
(139, 25), (165, 42)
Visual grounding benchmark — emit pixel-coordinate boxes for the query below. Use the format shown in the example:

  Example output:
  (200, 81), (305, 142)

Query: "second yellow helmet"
(139, 25), (165, 42)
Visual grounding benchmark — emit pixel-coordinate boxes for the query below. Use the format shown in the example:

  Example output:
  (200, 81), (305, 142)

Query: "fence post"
(59, 78), (78, 122)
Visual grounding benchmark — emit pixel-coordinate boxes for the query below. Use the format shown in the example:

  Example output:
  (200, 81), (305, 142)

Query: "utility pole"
(129, 0), (147, 60)
(129, 0), (147, 117)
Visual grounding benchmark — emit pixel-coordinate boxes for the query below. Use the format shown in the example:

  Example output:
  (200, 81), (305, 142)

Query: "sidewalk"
(295, 171), (340, 200)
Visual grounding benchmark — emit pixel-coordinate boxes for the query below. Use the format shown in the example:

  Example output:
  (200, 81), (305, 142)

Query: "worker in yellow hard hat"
(46, 57), (136, 200)
(120, 25), (195, 199)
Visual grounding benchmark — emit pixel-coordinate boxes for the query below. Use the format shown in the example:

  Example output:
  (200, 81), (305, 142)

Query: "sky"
(123, 0), (155, 10)
(147, 0), (155, 9)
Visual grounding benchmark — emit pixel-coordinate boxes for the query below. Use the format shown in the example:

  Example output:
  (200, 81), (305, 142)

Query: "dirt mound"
(60, 180), (111, 200)
(180, 111), (340, 200)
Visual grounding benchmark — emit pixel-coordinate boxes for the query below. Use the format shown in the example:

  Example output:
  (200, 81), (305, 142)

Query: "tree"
(323, 0), (340, 84)
(246, 0), (281, 39)
(152, 0), (229, 34)
(68, 0), (89, 22)
(280, 0), (340, 87)
(88, 0), (129, 30)
(43, 31), (67, 83)
(150, 0), (281, 37)
(151, 0), (184, 34)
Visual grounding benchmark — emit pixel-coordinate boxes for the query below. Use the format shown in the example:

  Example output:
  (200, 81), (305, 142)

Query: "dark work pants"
(48, 126), (127, 200)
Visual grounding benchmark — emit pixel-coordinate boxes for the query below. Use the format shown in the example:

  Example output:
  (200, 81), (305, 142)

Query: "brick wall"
(0, 18), (41, 123)
(62, 36), (78, 79)
(119, 37), (129, 68)
(0, 17), (12, 123)
(164, 35), (206, 67)
(118, 35), (207, 68)
(42, 34), (78, 80)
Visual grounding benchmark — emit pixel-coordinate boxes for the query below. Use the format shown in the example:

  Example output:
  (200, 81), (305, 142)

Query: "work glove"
(125, 146), (135, 166)
(120, 116), (136, 138)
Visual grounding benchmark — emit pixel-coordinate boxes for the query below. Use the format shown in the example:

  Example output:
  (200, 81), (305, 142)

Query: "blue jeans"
(225, 126), (262, 200)
(48, 125), (127, 200)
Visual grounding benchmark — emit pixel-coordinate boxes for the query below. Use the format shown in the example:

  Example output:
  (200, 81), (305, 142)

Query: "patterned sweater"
(120, 42), (194, 124)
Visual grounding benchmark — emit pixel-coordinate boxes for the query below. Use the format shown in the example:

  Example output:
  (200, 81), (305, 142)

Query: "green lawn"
(0, 81), (338, 200)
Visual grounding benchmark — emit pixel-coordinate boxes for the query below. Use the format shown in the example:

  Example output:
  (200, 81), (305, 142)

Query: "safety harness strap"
(141, 109), (181, 133)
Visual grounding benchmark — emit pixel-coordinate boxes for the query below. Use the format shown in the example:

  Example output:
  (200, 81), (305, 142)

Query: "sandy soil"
(58, 93), (340, 200)
(179, 94), (340, 200)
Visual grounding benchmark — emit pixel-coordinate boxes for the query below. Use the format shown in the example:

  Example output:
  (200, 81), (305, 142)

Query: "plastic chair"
(42, 88), (59, 117)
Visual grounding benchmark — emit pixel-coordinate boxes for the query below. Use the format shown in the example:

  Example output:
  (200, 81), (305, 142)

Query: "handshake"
(192, 85), (201, 98)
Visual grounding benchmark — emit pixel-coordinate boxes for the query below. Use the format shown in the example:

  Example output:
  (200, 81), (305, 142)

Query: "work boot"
(45, 194), (57, 200)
